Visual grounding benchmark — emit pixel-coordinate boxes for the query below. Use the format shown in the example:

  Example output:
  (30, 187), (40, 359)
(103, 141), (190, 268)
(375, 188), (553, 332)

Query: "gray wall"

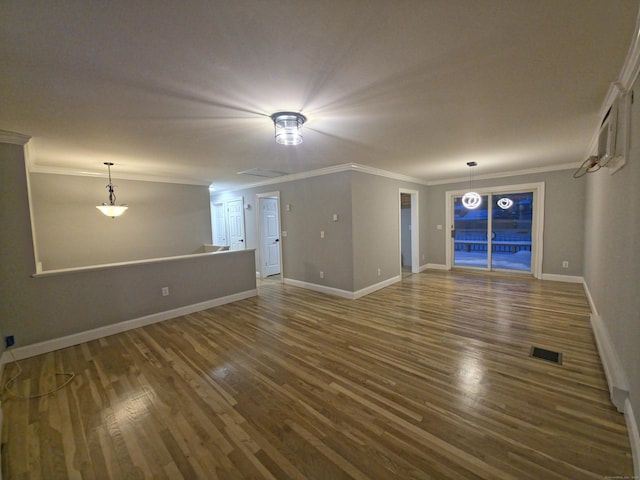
(0, 142), (255, 349)
(425, 169), (586, 276)
(30, 173), (213, 270)
(351, 172), (428, 290)
(214, 171), (355, 291)
(583, 75), (640, 432)
(213, 170), (429, 293)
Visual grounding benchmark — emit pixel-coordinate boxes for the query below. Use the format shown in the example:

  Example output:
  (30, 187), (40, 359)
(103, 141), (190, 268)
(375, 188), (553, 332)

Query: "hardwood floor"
(1, 270), (633, 479)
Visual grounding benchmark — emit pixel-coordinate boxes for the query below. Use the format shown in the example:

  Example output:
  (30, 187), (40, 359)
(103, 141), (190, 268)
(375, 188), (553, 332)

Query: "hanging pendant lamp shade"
(461, 161), (481, 209)
(270, 112), (306, 146)
(96, 162), (128, 218)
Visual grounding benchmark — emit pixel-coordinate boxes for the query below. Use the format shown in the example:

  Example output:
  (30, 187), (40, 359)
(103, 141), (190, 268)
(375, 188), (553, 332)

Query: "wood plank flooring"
(1, 270), (633, 479)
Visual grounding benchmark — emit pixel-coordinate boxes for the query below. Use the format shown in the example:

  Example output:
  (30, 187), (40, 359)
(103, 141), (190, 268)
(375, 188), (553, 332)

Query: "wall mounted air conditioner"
(597, 87), (631, 174)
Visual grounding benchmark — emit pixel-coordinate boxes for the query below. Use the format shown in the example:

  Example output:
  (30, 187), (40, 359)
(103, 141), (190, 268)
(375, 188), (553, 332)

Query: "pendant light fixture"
(96, 162), (128, 218)
(270, 112), (306, 146)
(461, 161), (481, 209)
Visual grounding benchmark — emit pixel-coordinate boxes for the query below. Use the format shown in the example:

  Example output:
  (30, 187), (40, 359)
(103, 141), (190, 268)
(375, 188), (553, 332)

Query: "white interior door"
(212, 203), (228, 246)
(227, 198), (246, 251)
(259, 196), (281, 277)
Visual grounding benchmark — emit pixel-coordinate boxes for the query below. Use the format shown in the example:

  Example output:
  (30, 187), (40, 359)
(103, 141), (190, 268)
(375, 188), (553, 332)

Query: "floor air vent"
(530, 346), (562, 365)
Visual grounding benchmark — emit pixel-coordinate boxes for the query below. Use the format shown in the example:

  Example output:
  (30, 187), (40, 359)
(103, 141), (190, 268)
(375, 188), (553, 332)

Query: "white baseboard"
(582, 278), (599, 317)
(283, 276), (401, 300)
(0, 289), (257, 364)
(425, 263), (449, 271)
(590, 312), (629, 412)
(540, 273), (584, 283)
(625, 398), (640, 478)
(353, 276), (400, 299)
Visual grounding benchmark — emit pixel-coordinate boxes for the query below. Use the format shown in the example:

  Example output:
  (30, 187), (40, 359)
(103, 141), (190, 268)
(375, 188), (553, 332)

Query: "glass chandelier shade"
(270, 112), (306, 146)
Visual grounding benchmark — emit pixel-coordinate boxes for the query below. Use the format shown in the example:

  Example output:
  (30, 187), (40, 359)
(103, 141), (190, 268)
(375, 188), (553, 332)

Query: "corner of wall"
(625, 398), (640, 479)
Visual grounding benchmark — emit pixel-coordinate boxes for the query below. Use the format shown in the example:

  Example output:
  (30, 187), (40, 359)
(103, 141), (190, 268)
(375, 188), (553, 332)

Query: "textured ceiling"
(1, 1), (638, 189)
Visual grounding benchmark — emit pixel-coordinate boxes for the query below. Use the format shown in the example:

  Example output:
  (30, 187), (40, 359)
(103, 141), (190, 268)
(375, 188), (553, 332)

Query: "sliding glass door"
(453, 191), (533, 273)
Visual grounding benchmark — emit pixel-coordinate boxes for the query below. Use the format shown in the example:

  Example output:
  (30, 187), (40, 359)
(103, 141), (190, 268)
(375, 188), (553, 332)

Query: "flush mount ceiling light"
(270, 112), (306, 146)
(96, 162), (128, 218)
(461, 161), (481, 210)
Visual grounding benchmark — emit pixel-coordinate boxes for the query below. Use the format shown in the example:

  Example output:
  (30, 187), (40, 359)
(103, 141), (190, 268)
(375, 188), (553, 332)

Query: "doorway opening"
(399, 189), (419, 276)
(211, 196), (246, 251)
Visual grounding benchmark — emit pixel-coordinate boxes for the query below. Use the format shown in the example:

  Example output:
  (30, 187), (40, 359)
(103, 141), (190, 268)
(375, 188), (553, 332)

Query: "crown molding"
(349, 163), (429, 186)
(619, 5), (640, 91)
(0, 130), (31, 145)
(425, 162), (579, 186)
(27, 162), (211, 186)
(217, 163), (430, 194)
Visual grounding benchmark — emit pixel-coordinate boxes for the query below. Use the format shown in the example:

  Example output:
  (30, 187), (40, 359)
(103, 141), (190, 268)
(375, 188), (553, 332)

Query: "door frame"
(445, 182), (545, 278)
(399, 188), (420, 274)
(256, 191), (283, 280)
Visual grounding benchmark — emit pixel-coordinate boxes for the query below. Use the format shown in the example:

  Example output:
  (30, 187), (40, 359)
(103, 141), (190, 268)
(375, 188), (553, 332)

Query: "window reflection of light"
(211, 363), (232, 380)
(455, 355), (484, 397)
(497, 197), (513, 209)
(109, 390), (153, 427)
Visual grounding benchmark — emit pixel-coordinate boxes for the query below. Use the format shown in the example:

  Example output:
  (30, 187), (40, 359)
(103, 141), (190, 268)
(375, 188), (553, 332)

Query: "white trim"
(0, 289), (257, 364)
(624, 398), (640, 479)
(353, 276), (401, 299)
(220, 163), (429, 193)
(445, 182), (545, 279)
(0, 129), (31, 145)
(32, 249), (253, 278)
(283, 276), (400, 300)
(350, 164), (427, 186)
(582, 279), (599, 317)
(589, 312), (629, 412)
(283, 278), (356, 299)
(539, 274), (584, 284)
(425, 263), (449, 270)
(220, 162), (580, 194)
(426, 163), (577, 187)
(27, 162), (211, 186)
(23, 142), (42, 273)
(618, 5), (640, 93)
(399, 189), (420, 274)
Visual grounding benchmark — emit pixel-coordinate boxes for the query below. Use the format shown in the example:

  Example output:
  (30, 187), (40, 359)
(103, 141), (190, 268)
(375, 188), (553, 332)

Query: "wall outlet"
(377, 268), (381, 276)
(562, 261), (569, 269)
(319, 271), (324, 279)
(320, 230), (325, 238)
(5, 335), (15, 348)
(162, 286), (170, 296)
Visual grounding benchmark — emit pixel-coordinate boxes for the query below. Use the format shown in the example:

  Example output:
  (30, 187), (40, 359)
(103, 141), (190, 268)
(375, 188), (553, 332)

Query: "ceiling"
(1, 1), (638, 190)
